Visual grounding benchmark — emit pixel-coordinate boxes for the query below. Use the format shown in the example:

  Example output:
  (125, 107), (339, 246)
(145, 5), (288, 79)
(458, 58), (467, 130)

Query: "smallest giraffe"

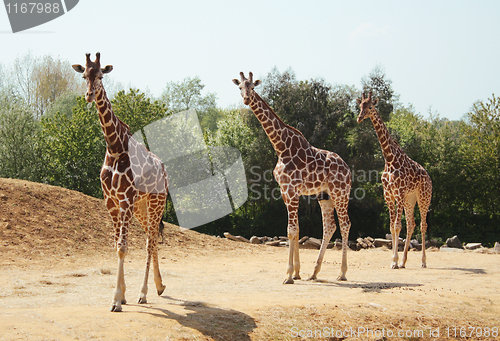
(357, 91), (432, 269)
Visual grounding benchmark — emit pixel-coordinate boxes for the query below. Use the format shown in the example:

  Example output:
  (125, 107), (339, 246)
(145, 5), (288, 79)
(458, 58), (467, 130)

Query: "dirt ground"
(1, 178), (499, 340)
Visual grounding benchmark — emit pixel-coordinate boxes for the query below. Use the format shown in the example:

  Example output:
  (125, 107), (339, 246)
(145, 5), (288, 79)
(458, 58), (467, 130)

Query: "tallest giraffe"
(234, 72), (352, 284)
(73, 53), (168, 312)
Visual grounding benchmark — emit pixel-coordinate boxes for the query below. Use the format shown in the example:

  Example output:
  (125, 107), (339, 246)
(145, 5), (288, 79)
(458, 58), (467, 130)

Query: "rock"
(303, 237), (322, 249)
(223, 232), (249, 243)
(410, 239), (422, 251)
(279, 241), (288, 247)
(464, 243), (482, 250)
(494, 242), (500, 254)
(373, 238), (392, 248)
(348, 241), (359, 251)
(333, 239), (343, 250)
(265, 240), (280, 247)
(235, 235), (250, 243)
(445, 235), (463, 249)
(440, 245), (464, 252)
(279, 236), (288, 241)
(298, 236), (309, 244)
(249, 236), (262, 244)
(426, 239), (440, 248)
(385, 234), (404, 245)
(357, 237), (369, 249)
(0, 221), (12, 229)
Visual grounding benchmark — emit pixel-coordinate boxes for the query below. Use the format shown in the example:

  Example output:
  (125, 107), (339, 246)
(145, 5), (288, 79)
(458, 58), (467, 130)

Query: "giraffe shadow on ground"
(138, 296), (256, 341)
(295, 279), (423, 293)
(435, 267), (487, 275)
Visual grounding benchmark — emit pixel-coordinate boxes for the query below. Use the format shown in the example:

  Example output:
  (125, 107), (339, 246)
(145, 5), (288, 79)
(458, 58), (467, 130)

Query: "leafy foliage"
(1, 55), (499, 245)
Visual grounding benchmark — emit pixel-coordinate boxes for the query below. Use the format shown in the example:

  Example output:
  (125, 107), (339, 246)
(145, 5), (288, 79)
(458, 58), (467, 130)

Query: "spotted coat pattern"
(233, 72), (352, 284)
(73, 53), (168, 312)
(357, 92), (432, 269)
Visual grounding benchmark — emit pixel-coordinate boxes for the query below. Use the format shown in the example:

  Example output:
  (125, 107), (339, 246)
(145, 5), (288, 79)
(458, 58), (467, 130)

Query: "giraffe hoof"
(283, 278), (294, 284)
(157, 285), (166, 296)
(121, 298), (127, 305)
(307, 276), (317, 281)
(138, 297), (147, 304)
(336, 275), (347, 281)
(399, 264), (406, 269)
(110, 303), (122, 312)
(422, 264), (427, 268)
(391, 264), (399, 269)
(292, 275), (301, 280)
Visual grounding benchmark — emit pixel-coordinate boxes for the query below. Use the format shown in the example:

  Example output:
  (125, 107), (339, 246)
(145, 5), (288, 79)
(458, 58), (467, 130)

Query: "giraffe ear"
(356, 98), (362, 104)
(254, 80), (261, 87)
(72, 64), (85, 73)
(372, 98), (379, 106)
(232, 79), (241, 86)
(101, 65), (113, 74)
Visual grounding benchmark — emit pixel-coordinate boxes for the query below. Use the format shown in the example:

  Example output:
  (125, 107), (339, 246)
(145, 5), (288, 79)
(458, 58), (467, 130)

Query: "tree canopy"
(0, 54), (499, 245)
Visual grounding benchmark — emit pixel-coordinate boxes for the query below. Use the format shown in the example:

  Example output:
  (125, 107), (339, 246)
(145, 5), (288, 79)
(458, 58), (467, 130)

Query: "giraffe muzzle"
(85, 91), (95, 103)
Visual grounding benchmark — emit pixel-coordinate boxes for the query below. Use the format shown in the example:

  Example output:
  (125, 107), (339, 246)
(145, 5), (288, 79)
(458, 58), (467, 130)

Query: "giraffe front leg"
(283, 196), (300, 284)
(390, 200), (404, 269)
(385, 199), (399, 269)
(110, 204), (132, 312)
(400, 198), (416, 269)
(111, 244), (128, 312)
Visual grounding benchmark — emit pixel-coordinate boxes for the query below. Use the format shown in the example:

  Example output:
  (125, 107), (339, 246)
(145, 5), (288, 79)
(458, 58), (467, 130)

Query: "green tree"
(32, 55), (85, 117)
(160, 76), (217, 128)
(7, 52), (84, 118)
(0, 92), (42, 181)
(41, 97), (104, 197)
(111, 88), (171, 149)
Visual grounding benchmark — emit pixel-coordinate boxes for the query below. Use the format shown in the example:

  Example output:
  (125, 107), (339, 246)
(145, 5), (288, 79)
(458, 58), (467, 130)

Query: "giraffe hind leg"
(400, 193), (417, 269)
(308, 198), (336, 281)
(417, 190), (431, 268)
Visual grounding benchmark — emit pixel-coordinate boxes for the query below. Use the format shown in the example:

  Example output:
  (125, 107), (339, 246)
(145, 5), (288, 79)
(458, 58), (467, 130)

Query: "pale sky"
(1, 0), (499, 121)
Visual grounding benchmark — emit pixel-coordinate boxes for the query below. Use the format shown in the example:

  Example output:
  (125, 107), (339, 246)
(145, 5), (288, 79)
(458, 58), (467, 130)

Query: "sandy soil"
(1, 238), (499, 341)
(1, 178), (499, 340)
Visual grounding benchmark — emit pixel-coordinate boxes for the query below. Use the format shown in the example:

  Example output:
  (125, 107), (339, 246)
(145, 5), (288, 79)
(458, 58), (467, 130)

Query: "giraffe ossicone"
(234, 71), (352, 284)
(73, 52), (168, 312)
(357, 91), (432, 269)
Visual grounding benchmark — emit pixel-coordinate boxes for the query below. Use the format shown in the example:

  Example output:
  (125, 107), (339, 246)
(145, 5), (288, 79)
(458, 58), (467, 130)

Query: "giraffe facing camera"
(357, 91), (432, 269)
(73, 53), (169, 312)
(234, 72), (352, 284)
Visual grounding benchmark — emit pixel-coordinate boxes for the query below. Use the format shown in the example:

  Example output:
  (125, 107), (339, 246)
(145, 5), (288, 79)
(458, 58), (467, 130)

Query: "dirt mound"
(0, 178), (233, 260)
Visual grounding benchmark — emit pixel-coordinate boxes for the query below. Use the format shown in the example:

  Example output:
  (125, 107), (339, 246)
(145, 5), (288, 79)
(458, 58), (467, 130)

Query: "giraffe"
(72, 53), (168, 312)
(356, 91), (432, 269)
(233, 72), (352, 284)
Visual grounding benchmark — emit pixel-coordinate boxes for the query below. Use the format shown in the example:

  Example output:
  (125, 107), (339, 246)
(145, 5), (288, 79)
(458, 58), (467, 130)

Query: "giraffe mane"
(253, 92), (307, 139)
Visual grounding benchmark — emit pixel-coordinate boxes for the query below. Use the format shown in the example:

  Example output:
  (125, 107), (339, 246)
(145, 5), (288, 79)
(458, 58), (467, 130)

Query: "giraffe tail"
(159, 220), (165, 242)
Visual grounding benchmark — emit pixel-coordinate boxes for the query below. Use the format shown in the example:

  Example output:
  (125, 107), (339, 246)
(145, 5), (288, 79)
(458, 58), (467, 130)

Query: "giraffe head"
(72, 52), (113, 103)
(356, 91), (379, 123)
(232, 72), (261, 105)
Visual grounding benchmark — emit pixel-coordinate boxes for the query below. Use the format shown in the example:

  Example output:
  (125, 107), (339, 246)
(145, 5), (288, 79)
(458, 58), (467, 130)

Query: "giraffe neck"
(249, 92), (304, 155)
(94, 84), (130, 156)
(369, 109), (398, 162)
